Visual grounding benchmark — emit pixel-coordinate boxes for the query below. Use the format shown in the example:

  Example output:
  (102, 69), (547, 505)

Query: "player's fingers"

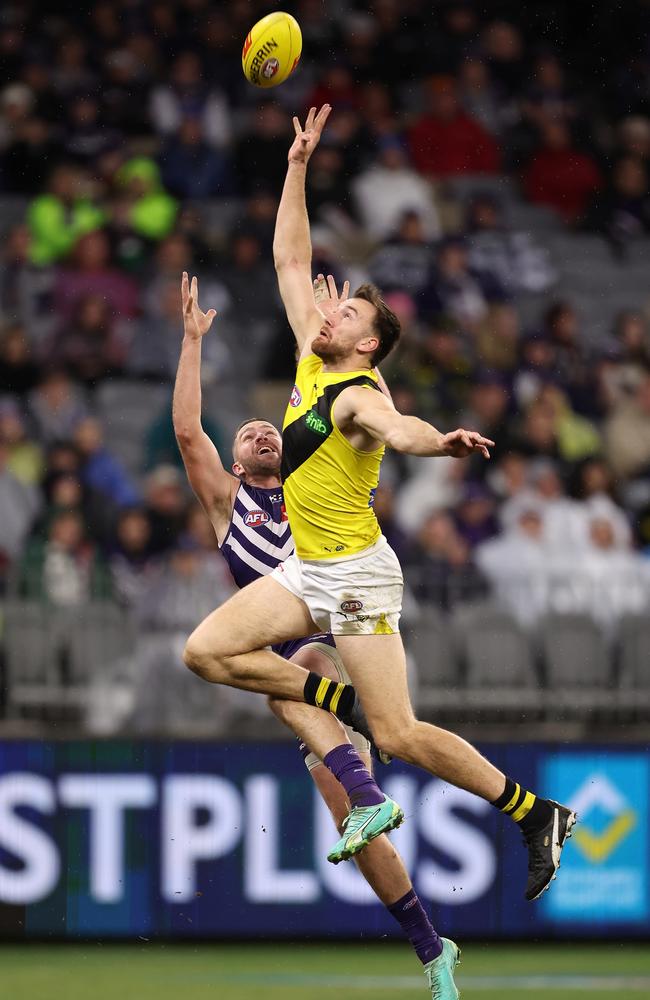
(292, 116), (301, 136)
(460, 432), (473, 450)
(190, 275), (198, 301)
(326, 274), (337, 299)
(479, 446), (491, 459)
(342, 279), (350, 301)
(306, 106), (317, 128)
(206, 309), (217, 322)
(315, 104), (331, 130)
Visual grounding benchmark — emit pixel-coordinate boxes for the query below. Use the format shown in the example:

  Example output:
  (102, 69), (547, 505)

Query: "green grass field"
(2, 943), (649, 1000)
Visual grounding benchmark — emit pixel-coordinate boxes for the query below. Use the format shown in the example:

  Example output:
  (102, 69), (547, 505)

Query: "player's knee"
(371, 720), (415, 760)
(183, 638), (221, 681)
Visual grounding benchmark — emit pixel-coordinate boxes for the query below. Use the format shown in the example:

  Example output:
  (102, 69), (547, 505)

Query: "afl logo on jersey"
(341, 599), (364, 613)
(244, 510), (270, 528)
(290, 385), (302, 407)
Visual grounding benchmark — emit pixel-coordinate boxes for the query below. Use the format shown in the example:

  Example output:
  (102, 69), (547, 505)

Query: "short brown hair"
(354, 283), (401, 366)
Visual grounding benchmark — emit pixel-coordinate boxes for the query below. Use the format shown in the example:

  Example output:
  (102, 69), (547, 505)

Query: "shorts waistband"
(301, 535), (387, 566)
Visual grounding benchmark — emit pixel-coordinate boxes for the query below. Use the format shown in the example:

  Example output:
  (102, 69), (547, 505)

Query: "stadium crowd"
(1, 0), (650, 728)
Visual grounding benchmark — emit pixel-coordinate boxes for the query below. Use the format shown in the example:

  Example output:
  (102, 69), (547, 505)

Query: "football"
(242, 11), (302, 88)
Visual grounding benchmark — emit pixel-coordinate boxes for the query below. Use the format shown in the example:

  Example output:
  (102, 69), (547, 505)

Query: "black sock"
(303, 671), (355, 720)
(493, 777), (553, 834)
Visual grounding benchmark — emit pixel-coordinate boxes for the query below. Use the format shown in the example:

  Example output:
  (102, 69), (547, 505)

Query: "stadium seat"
(95, 378), (171, 477)
(3, 600), (135, 718)
(616, 614), (650, 710)
(404, 605), (464, 711)
(537, 612), (612, 710)
(451, 603), (541, 711)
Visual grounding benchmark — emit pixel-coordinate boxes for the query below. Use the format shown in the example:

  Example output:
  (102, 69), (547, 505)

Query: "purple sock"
(322, 743), (385, 807)
(388, 889), (443, 965)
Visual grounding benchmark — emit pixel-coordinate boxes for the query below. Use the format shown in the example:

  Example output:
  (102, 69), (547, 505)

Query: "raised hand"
(181, 271), (216, 340)
(288, 104), (332, 165)
(313, 272), (350, 317)
(442, 428), (495, 459)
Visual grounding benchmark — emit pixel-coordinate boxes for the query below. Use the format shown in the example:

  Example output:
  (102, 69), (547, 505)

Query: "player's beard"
(311, 336), (349, 363)
(244, 452), (281, 478)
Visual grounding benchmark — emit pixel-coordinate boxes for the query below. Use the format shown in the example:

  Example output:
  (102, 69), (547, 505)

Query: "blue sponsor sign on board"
(0, 741), (648, 939)
(542, 753), (649, 923)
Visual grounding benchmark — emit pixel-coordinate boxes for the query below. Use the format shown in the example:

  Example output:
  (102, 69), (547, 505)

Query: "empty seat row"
(406, 603), (650, 715)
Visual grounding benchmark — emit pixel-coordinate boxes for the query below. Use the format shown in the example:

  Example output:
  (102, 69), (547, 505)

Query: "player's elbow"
(273, 253), (310, 274)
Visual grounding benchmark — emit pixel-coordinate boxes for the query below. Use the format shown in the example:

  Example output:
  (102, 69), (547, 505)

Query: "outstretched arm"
(336, 385), (494, 458)
(273, 105), (331, 357)
(173, 272), (237, 541)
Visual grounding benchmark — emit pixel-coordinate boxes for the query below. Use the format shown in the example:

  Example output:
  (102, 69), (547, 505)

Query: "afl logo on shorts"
(341, 599), (363, 613)
(290, 384), (302, 407)
(244, 510), (270, 528)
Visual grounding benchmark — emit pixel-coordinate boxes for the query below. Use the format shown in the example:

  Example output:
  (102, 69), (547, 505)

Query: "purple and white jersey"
(220, 481), (293, 589)
(220, 480), (336, 659)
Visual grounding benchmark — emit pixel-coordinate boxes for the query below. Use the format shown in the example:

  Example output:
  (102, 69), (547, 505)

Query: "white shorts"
(300, 640), (370, 770)
(271, 536), (403, 637)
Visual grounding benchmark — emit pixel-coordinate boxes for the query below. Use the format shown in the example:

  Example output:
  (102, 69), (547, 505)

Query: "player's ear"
(358, 335), (379, 357)
(232, 461), (244, 477)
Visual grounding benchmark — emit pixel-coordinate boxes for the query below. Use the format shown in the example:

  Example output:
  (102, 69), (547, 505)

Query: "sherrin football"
(242, 11), (302, 88)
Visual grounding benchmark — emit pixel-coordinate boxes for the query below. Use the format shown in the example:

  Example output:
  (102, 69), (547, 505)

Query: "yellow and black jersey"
(281, 353), (384, 560)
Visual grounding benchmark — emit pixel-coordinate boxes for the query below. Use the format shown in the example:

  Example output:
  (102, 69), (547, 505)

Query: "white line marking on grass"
(181, 972), (650, 991)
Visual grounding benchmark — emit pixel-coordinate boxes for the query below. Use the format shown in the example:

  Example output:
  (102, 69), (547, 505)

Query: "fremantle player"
(181, 106), (576, 962)
(174, 272), (454, 996)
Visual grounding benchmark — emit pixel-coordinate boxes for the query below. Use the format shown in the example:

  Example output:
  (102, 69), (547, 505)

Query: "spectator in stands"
(0, 324), (41, 396)
(418, 321), (473, 422)
(464, 193), (557, 294)
(112, 156), (178, 243)
(604, 369), (650, 480)
(184, 501), (219, 554)
(368, 210), (436, 301)
(405, 509), (488, 609)
(457, 56), (508, 137)
(352, 135), (441, 241)
(109, 507), (156, 609)
(15, 508), (111, 605)
(0, 82), (35, 152)
(2, 115), (62, 195)
(584, 155), (650, 251)
(52, 293), (128, 386)
(408, 75), (501, 177)
(144, 396), (224, 473)
(424, 236), (506, 331)
(474, 303), (521, 373)
(0, 438), (40, 579)
(63, 94), (121, 166)
(501, 457), (580, 551)
(371, 484), (410, 564)
(481, 19), (526, 97)
(53, 230), (139, 327)
(541, 301), (594, 414)
(454, 481), (499, 549)
(521, 52), (579, 131)
(73, 416), (140, 511)
(537, 383), (602, 464)
(513, 332), (559, 410)
(160, 116), (233, 199)
(549, 512), (647, 633)
(459, 370), (512, 476)
(0, 396), (43, 485)
(143, 464), (188, 554)
(523, 118), (602, 224)
(149, 50), (231, 149)
(26, 163), (105, 266)
(28, 369), (88, 445)
(476, 504), (550, 625)
(235, 101), (293, 196)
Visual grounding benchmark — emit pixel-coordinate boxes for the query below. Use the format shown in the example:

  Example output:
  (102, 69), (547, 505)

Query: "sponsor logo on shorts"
(290, 385), (302, 407)
(244, 510), (270, 528)
(341, 600), (363, 613)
